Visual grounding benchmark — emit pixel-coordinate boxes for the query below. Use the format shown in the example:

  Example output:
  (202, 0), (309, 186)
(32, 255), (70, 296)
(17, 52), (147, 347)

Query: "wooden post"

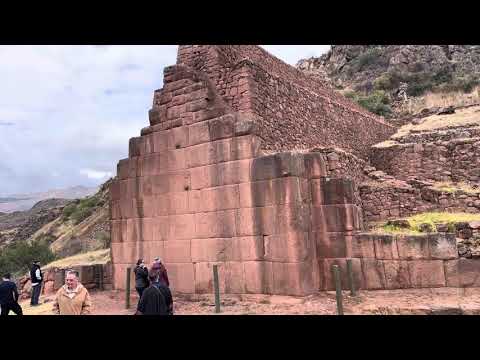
(125, 267), (131, 309)
(346, 259), (356, 297)
(332, 265), (344, 315)
(98, 265), (104, 291)
(213, 265), (221, 314)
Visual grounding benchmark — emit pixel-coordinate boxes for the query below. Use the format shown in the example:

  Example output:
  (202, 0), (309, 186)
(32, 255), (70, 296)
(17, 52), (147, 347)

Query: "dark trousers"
(136, 287), (146, 298)
(1, 302), (23, 316)
(31, 283), (42, 305)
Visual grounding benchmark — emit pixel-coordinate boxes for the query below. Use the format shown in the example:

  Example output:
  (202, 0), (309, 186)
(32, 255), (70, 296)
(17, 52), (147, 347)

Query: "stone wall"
(17, 263), (112, 299)
(110, 61), (365, 296)
(176, 45), (395, 159)
(360, 180), (480, 222)
(371, 137), (480, 183)
(330, 232), (480, 290)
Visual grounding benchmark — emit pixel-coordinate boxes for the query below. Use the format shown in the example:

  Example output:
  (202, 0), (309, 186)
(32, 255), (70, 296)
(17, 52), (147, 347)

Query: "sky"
(0, 45), (330, 196)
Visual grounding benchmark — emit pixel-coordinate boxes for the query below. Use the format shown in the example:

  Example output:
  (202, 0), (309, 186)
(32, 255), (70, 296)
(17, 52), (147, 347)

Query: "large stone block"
(152, 131), (168, 153)
(191, 238), (230, 262)
(170, 214), (195, 240)
(169, 191), (189, 215)
(239, 177), (306, 208)
(275, 204), (310, 235)
(304, 152), (327, 179)
(111, 220), (123, 243)
(142, 241), (165, 264)
(165, 263), (195, 294)
(373, 235), (399, 260)
(383, 260), (411, 289)
(209, 114), (235, 141)
(164, 240), (191, 263)
(195, 210), (236, 239)
(224, 261), (246, 294)
(319, 178), (355, 205)
(167, 149), (186, 171)
(251, 152), (305, 181)
(196, 185), (240, 212)
(312, 205), (359, 232)
(351, 233), (376, 258)
(194, 262), (226, 294)
(185, 139), (232, 168)
(234, 206), (273, 237)
(318, 258), (363, 291)
(129, 137), (145, 157)
(397, 235), (430, 260)
(188, 121), (211, 146)
(216, 159), (252, 186)
(265, 232), (312, 262)
(140, 153), (168, 176)
(111, 200), (122, 220)
(361, 259), (387, 290)
(244, 261), (274, 294)
(408, 260), (446, 288)
(231, 135), (261, 160)
(110, 180), (121, 201)
(117, 159), (129, 180)
(272, 261), (316, 296)
(230, 236), (265, 261)
(428, 233), (457, 260)
(152, 216), (170, 241)
(168, 172), (191, 192)
(126, 219), (142, 242)
(313, 231), (348, 259)
(445, 259), (480, 287)
(167, 126), (189, 149)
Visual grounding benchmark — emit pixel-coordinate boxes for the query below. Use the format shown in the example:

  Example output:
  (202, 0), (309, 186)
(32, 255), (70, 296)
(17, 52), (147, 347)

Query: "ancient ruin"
(110, 45), (480, 296)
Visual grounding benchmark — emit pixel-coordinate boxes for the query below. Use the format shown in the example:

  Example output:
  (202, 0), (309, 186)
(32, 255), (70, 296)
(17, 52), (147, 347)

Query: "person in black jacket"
(135, 269), (169, 316)
(0, 273), (23, 316)
(30, 260), (43, 306)
(134, 259), (149, 298)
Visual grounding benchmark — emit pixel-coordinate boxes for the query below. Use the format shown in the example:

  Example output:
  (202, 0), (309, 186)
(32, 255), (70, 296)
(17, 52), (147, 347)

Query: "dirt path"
(15, 287), (480, 315)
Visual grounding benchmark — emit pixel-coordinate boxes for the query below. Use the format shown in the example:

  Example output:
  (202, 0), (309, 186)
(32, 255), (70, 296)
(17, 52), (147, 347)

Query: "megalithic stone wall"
(109, 60), (365, 296)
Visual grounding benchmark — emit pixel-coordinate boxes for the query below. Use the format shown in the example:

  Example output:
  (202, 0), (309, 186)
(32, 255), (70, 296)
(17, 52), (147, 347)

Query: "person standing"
(135, 269), (169, 315)
(30, 260), (43, 306)
(0, 273), (23, 316)
(151, 269), (173, 315)
(134, 258), (149, 298)
(151, 257), (169, 287)
(52, 270), (92, 315)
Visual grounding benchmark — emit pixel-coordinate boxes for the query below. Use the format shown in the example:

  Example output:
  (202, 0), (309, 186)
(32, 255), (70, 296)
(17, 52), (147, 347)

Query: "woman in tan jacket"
(53, 270), (92, 315)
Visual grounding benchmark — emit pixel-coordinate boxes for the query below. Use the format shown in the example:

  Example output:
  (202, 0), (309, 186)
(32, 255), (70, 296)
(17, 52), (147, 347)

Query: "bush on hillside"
(345, 90), (392, 117)
(62, 195), (101, 225)
(0, 240), (56, 277)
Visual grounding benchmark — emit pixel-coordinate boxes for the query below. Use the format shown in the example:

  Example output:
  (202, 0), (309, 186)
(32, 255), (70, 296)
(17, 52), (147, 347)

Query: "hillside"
(0, 180), (111, 276)
(297, 45), (480, 118)
(0, 185), (98, 213)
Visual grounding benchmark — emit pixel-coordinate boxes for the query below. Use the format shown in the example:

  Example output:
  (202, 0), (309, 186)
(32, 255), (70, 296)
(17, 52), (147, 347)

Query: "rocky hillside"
(0, 179), (112, 257)
(0, 185), (98, 213)
(297, 45), (480, 118)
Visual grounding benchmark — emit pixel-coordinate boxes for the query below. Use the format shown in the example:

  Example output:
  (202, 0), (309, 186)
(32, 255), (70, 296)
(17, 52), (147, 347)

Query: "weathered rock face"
(297, 45), (480, 91)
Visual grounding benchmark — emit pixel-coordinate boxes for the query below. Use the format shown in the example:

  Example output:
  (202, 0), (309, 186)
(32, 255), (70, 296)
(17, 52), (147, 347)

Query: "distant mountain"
(0, 185), (99, 213)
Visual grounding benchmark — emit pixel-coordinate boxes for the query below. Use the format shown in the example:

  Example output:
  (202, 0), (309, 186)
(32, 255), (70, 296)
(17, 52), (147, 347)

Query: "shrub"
(0, 240), (56, 277)
(345, 90), (392, 117)
(62, 195), (100, 224)
(71, 207), (93, 225)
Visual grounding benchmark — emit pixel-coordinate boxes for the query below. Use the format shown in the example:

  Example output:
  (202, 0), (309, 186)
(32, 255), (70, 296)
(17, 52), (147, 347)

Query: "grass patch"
(61, 194), (104, 225)
(431, 182), (480, 195)
(374, 212), (480, 235)
(43, 249), (110, 270)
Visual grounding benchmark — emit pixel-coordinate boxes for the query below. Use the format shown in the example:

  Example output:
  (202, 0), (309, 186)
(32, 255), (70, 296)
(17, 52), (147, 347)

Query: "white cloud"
(80, 169), (113, 180)
(0, 45), (331, 195)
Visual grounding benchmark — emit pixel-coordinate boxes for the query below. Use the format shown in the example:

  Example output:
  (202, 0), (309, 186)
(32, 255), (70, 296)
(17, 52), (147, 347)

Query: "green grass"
(374, 212), (480, 234)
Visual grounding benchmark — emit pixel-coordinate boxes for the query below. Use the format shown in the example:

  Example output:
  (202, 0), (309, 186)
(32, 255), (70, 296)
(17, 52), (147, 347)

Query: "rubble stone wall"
(360, 181), (480, 222)
(371, 138), (480, 183)
(177, 45), (395, 159)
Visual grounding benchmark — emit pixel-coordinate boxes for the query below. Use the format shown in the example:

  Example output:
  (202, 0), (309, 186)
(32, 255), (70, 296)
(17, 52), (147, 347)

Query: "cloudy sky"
(0, 45), (330, 196)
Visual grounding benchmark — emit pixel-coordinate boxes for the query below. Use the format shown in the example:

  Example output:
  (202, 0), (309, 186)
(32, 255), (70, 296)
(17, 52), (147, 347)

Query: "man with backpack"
(135, 269), (173, 315)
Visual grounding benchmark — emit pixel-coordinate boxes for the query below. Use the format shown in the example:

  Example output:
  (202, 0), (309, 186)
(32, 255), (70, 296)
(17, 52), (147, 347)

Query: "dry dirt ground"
(14, 287), (480, 315)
